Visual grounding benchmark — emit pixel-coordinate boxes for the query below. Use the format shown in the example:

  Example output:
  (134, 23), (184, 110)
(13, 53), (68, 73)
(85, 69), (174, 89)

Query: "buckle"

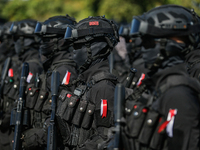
(74, 85), (87, 97)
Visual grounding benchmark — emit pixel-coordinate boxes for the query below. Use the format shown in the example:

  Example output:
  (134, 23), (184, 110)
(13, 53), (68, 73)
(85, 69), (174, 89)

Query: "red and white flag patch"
(62, 71), (71, 85)
(137, 73), (145, 87)
(27, 72), (33, 83)
(158, 109), (177, 137)
(101, 99), (107, 118)
(8, 68), (14, 77)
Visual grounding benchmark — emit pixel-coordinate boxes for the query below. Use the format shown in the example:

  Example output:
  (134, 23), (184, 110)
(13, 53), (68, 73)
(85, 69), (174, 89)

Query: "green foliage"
(0, 0), (200, 24)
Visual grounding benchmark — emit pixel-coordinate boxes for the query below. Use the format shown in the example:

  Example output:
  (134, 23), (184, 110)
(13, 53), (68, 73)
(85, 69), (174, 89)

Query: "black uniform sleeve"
(154, 85), (200, 150)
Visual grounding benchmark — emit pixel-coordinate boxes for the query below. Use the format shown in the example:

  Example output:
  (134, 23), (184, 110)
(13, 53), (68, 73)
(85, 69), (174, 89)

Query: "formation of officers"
(0, 4), (200, 150)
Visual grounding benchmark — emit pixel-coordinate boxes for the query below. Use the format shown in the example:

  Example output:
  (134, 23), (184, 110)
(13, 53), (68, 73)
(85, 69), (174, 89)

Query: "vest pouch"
(81, 103), (95, 129)
(125, 100), (147, 138)
(62, 95), (79, 122)
(26, 84), (40, 109)
(34, 89), (49, 112)
(138, 110), (159, 145)
(23, 108), (30, 128)
(149, 117), (166, 150)
(72, 100), (88, 126)
(3, 77), (14, 95)
(7, 80), (19, 100)
(58, 89), (71, 102)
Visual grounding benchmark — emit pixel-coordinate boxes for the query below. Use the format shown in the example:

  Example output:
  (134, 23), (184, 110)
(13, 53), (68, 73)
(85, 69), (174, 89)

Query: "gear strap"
(157, 75), (200, 95)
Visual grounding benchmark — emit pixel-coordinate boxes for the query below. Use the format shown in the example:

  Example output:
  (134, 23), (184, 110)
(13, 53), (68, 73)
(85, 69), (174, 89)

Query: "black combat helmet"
(35, 15), (76, 61)
(9, 19), (39, 55)
(64, 16), (119, 48)
(130, 5), (200, 43)
(130, 5), (200, 70)
(34, 14), (76, 38)
(0, 21), (13, 41)
(64, 16), (119, 71)
(10, 19), (37, 38)
(0, 21), (15, 56)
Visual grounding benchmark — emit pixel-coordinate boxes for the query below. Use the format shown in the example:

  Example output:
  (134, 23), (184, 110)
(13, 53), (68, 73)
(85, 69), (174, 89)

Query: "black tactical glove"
(22, 128), (47, 150)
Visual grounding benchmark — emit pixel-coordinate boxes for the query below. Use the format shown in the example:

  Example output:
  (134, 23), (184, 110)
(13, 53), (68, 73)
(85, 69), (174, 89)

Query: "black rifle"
(125, 68), (137, 88)
(47, 71), (60, 150)
(12, 62), (29, 150)
(0, 57), (11, 100)
(107, 83), (125, 150)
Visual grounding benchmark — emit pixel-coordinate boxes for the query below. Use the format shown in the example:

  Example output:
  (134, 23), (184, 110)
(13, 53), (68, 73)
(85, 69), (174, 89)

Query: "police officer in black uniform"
(121, 5), (200, 150)
(118, 24), (149, 88)
(19, 15), (78, 150)
(0, 21), (16, 150)
(56, 15), (119, 150)
(2, 19), (43, 150)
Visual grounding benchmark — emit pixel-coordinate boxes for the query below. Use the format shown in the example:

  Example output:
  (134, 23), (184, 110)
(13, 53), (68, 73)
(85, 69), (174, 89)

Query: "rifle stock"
(12, 62), (29, 150)
(47, 71), (60, 150)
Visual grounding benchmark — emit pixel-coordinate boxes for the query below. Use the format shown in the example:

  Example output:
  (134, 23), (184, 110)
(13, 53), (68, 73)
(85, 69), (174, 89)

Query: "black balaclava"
(0, 39), (15, 56)
(39, 37), (71, 66)
(14, 38), (36, 55)
(142, 39), (186, 72)
(73, 40), (109, 72)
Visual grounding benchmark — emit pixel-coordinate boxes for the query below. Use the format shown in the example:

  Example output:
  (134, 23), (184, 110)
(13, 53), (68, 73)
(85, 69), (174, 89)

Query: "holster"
(125, 100), (147, 138)
(56, 89), (71, 119)
(138, 110), (160, 145)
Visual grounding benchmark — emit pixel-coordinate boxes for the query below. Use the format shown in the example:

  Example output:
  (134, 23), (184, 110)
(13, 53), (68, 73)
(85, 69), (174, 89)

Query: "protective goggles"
(34, 22), (66, 35)
(130, 17), (148, 37)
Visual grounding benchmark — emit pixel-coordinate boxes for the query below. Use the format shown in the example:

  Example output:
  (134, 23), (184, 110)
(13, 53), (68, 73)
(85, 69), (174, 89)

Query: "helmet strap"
(79, 42), (92, 72)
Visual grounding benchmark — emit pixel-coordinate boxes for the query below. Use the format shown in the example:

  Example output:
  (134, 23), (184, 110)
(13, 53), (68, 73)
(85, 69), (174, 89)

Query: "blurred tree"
(0, 0), (199, 23)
